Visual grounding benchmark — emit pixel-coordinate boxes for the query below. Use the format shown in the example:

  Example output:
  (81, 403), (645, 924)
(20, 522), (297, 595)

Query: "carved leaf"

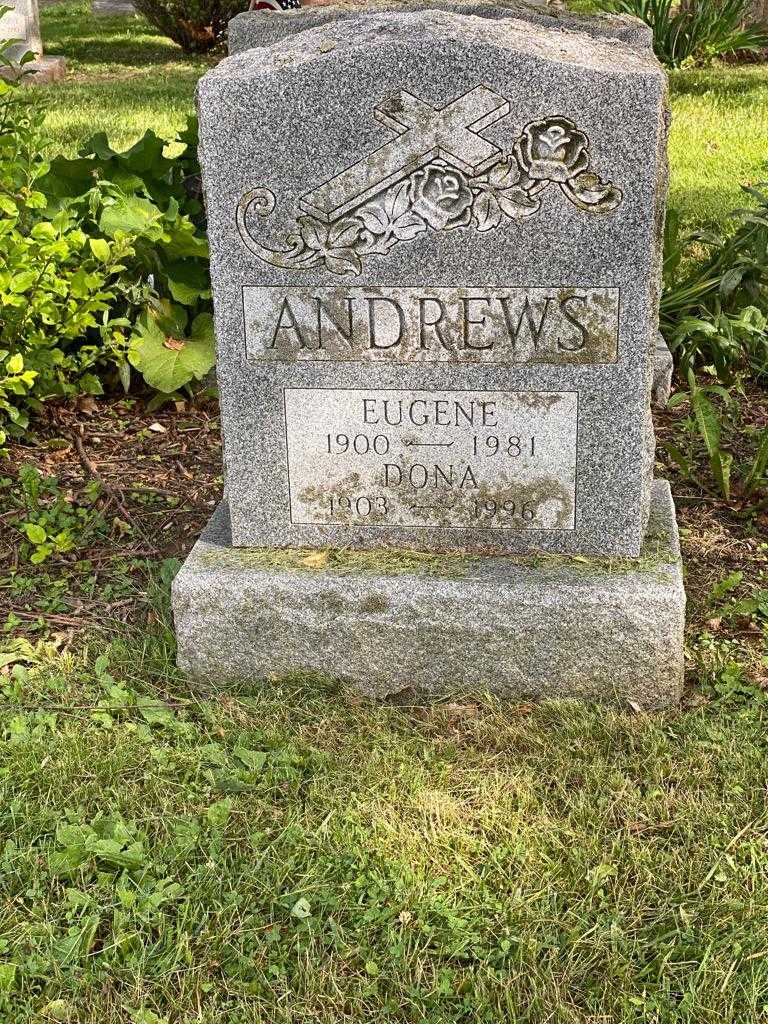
(390, 210), (427, 242)
(356, 206), (389, 236)
(487, 156), (521, 189)
(325, 248), (363, 276)
(299, 217), (327, 251)
(497, 187), (541, 220)
(329, 219), (363, 248)
(560, 172), (622, 213)
(357, 233), (400, 257)
(384, 180), (411, 222)
(473, 191), (502, 233)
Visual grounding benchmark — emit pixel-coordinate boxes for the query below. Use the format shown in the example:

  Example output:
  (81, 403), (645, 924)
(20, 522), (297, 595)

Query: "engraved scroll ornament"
(236, 86), (623, 277)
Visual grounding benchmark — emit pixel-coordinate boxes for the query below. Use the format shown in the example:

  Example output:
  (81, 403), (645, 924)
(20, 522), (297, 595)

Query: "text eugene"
(245, 286), (620, 364)
(333, 397), (536, 513)
(282, 389), (578, 531)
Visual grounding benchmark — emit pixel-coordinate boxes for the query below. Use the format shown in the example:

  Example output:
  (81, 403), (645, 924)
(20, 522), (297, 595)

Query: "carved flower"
(560, 170), (622, 213)
(297, 216), (363, 275)
(408, 161), (473, 231)
(515, 117), (590, 183)
(471, 155), (540, 231)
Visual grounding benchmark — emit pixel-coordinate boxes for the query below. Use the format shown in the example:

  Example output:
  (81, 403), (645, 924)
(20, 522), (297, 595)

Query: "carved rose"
(515, 117), (590, 183)
(408, 161), (473, 231)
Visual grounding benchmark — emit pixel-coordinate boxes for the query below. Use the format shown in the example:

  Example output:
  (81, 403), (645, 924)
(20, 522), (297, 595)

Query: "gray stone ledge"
(173, 479), (685, 708)
(0, 55), (66, 84)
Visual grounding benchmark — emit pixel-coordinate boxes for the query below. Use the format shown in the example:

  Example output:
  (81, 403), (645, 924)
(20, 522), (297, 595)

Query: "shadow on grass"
(41, 0), (214, 69)
(670, 66), (768, 102)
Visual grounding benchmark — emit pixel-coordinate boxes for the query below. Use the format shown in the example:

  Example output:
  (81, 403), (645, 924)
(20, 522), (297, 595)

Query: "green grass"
(37, 2), (768, 228)
(38, 1), (212, 154)
(2, 599), (768, 1023)
(669, 66), (768, 226)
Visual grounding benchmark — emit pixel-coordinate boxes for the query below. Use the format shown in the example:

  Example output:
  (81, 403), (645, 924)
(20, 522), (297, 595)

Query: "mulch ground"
(1, 385), (766, 694)
(0, 395), (221, 637)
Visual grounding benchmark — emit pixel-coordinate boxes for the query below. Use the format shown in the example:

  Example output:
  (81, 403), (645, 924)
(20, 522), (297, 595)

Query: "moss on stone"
(197, 544), (474, 578)
(197, 532), (679, 581)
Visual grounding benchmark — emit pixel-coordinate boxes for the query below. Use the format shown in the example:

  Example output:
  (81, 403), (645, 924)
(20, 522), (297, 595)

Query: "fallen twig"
(71, 431), (160, 554)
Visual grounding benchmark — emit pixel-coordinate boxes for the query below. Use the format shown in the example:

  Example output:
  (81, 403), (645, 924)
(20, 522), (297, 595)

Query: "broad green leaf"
(658, 441), (693, 481)
(10, 271), (37, 294)
(690, 385), (721, 459)
(99, 195), (162, 238)
(6, 353), (23, 374)
(30, 221), (57, 241)
(128, 311), (215, 394)
(711, 450), (732, 502)
(152, 299), (188, 339)
(23, 523), (46, 544)
(89, 838), (146, 871)
(49, 845), (89, 876)
(743, 427), (768, 496)
(166, 259), (210, 305)
(135, 695), (177, 729)
(0, 963), (16, 993)
(123, 129), (170, 176)
(79, 131), (116, 160)
(160, 225), (208, 260)
(38, 156), (96, 201)
(710, 572), (743, 602)
(233, 746), (267, 771)
(290, 897), (312, 920)
(30, 545), (52, 565)
(205, 798), (232, 828)
(89, 237), (110, 262)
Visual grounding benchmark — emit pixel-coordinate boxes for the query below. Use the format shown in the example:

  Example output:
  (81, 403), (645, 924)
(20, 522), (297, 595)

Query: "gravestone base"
(0, 55), (66, 84)
(173, 480), (685, 709)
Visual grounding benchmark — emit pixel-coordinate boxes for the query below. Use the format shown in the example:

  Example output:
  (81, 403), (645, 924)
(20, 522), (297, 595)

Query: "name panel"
(245, 286), (619, 364)
(284, 388), (578, 530)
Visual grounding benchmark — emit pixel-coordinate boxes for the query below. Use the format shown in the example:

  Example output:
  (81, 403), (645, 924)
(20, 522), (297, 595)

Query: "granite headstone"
(197, 9), (667, 558)
(173, 5), (685, 707)
(0, 0), (42, 61)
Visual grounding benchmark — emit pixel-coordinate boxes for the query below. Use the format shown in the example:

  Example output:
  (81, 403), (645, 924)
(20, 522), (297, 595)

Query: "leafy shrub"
(0, 37), (215, 444)
(606, 0), (768, 67)
(38, 117), (214, 400)
(0, 40), (135, 439)
(661, 189), (768, 380)
(132, 0), (250, 53)
(41, 118), (203, 226)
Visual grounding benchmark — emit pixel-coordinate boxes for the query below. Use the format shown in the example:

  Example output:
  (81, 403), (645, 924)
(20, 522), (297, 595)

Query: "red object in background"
(249, 0), (301, 9)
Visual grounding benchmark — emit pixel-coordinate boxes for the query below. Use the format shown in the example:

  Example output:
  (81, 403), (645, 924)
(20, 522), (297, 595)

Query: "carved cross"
(299, 86), (511, 224)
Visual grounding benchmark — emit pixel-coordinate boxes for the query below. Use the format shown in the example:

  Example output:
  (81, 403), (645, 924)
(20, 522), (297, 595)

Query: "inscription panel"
(245, 286), (619, 365)
(284, 388), (578, 530)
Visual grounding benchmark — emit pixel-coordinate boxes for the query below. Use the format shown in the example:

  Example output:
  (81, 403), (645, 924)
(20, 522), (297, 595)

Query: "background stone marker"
(92, 0), (136, 15)
(174, 5), (685, 707)
(0, 0), (41, 61)
(0, 0), (66, 83)
(228, 0), (653, 56)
